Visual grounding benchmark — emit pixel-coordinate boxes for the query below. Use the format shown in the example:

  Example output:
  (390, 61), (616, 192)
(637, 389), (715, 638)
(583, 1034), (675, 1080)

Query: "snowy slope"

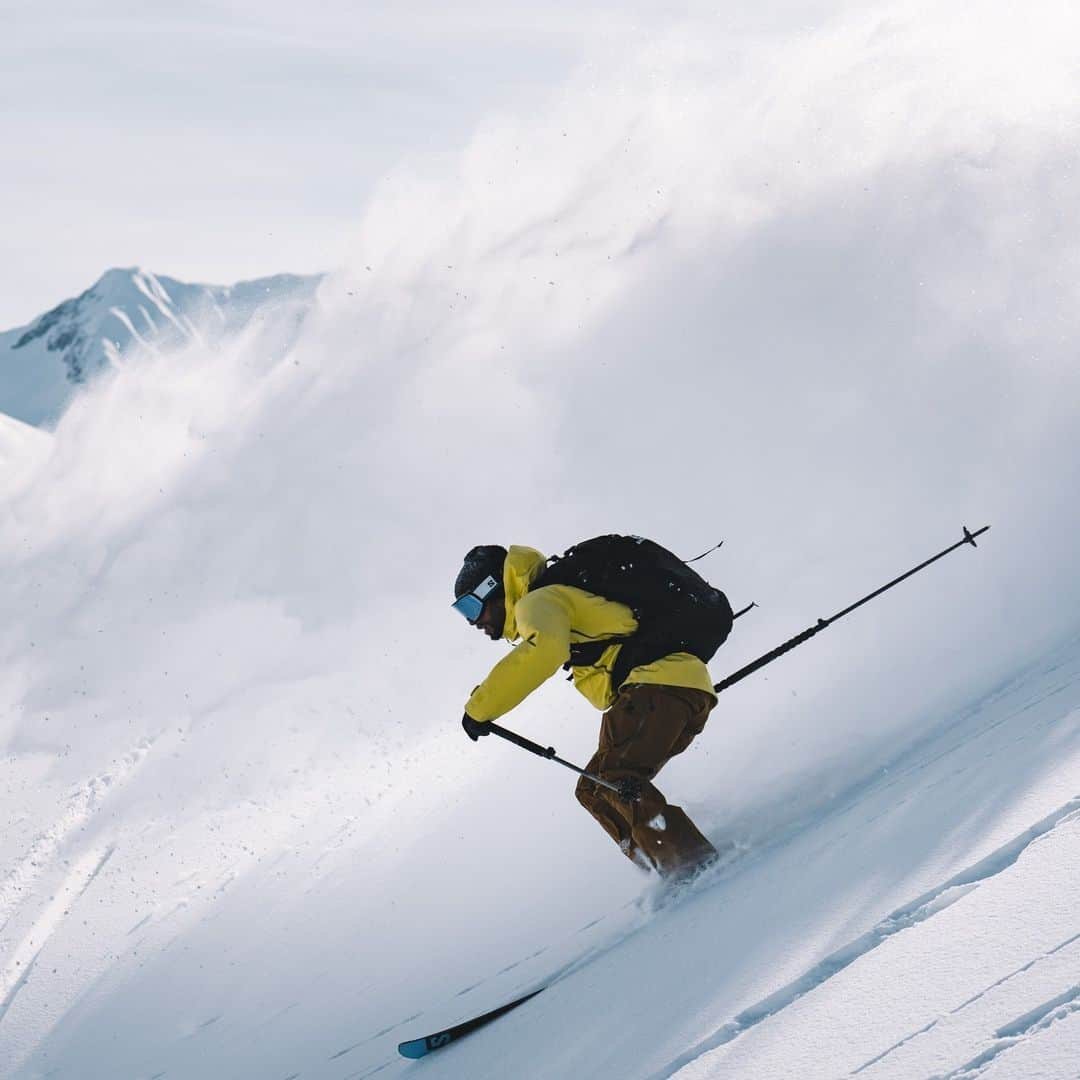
(0, 268), (321, 427)
(395, 638), (1080, 1080)
(4, 629), (1079, 1079)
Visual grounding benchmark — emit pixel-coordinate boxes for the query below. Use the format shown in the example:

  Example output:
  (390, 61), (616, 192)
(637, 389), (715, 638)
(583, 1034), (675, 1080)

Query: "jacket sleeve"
(464, 588), (573, 722)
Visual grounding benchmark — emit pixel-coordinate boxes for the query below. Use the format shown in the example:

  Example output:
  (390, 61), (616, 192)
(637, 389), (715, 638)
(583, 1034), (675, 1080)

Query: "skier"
(452, 542), (722, 882)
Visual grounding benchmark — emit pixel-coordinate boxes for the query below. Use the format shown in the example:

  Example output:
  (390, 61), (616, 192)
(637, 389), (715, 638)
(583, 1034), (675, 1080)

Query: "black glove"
(462, 713), (491, 742)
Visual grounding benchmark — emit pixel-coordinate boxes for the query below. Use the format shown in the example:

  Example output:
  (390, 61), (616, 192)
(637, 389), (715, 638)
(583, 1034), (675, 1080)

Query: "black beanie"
(454, 545), (508, 599)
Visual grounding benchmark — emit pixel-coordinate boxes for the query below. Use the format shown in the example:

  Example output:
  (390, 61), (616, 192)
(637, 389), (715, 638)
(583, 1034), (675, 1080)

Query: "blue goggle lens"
(452, 593), (484, 622)
(452, 574), (500, 624)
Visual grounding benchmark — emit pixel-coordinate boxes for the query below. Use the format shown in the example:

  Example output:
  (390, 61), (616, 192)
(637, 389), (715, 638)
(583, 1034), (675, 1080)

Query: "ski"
(397, 988), (544, 1059)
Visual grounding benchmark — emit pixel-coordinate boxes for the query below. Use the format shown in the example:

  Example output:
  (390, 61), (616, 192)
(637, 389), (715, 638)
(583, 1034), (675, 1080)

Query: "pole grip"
(486, 721), (556, 760)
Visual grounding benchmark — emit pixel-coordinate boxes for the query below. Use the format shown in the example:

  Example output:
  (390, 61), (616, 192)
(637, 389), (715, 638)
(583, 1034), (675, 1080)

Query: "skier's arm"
(464, 588), (572, 722)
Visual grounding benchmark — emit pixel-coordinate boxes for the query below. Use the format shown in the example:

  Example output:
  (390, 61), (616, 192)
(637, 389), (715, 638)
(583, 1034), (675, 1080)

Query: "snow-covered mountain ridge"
(0, 267), (321, 427)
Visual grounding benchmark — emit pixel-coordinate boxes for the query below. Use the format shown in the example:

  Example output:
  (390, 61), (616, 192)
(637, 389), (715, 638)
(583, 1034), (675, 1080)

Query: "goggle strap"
(473, 575), (500, 601)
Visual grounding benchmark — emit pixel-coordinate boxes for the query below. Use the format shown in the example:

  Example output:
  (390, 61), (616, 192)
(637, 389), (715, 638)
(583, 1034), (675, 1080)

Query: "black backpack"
(529, 534), (733, 691)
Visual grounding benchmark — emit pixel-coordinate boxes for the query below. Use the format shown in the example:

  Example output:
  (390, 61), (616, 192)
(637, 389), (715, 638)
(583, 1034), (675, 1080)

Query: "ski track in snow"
(0, 844), (116, 1024)
(653, 796), (1080, 1080)
(330, 1010), (426, 1066)
(851, 933), (1080, 1076)
(948, 931), (1080, 1019)
(852, 1019), (942, 1075)
(346, 1063), (393, 1080)
(0, 740), (152, 938)
(933, 983), (1080, 1079)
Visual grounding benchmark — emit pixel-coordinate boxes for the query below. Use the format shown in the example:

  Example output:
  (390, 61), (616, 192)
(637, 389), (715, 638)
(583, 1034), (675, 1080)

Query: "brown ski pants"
(575, 683), (717, 878)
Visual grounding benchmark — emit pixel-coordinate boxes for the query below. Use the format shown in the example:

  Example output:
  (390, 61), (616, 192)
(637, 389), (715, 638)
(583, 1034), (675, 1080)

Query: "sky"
(0, 1), (882, 329)
(0, 0), (782, 329)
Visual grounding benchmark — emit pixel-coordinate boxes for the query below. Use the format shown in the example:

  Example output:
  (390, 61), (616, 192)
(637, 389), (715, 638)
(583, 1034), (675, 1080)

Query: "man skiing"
(452, 541), (723, 882)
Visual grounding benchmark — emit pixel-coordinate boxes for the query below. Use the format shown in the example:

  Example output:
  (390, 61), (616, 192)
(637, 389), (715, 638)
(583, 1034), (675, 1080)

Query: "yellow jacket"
(465, 545), (718, 722)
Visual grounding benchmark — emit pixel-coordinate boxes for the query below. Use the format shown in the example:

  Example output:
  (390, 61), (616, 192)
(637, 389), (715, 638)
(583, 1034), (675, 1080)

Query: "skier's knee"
(575, 774), (595, 808)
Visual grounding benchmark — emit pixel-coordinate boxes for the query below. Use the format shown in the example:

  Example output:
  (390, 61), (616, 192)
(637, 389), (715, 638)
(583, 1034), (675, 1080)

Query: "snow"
(34, 634), (1066, 1080)
(345, 642), (1080, 1080)
(0, 412), (49, 471)
(3, 3), (1080, 1078)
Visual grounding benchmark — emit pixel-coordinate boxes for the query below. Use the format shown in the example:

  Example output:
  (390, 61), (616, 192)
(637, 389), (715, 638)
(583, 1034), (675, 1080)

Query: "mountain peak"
(92, 265), (149, 290)
(0, 267), (323, 427)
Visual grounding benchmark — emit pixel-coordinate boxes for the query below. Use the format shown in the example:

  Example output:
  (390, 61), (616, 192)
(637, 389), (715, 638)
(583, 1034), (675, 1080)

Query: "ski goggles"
(451, 574), (501, 624)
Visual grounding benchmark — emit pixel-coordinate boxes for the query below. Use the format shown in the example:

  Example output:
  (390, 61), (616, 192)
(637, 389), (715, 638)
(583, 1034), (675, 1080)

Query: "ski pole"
(713, 524), (990, 694)
(484, 720), (642, 802)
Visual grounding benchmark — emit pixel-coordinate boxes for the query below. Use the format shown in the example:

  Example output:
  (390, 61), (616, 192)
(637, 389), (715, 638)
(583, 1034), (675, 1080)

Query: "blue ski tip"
(397, 987), (545, 1059)
(398, 1038), (429, 1059)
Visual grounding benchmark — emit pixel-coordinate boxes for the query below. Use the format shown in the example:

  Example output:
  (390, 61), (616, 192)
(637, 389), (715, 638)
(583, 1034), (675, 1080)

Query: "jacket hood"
(502, 545), (547, 639)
